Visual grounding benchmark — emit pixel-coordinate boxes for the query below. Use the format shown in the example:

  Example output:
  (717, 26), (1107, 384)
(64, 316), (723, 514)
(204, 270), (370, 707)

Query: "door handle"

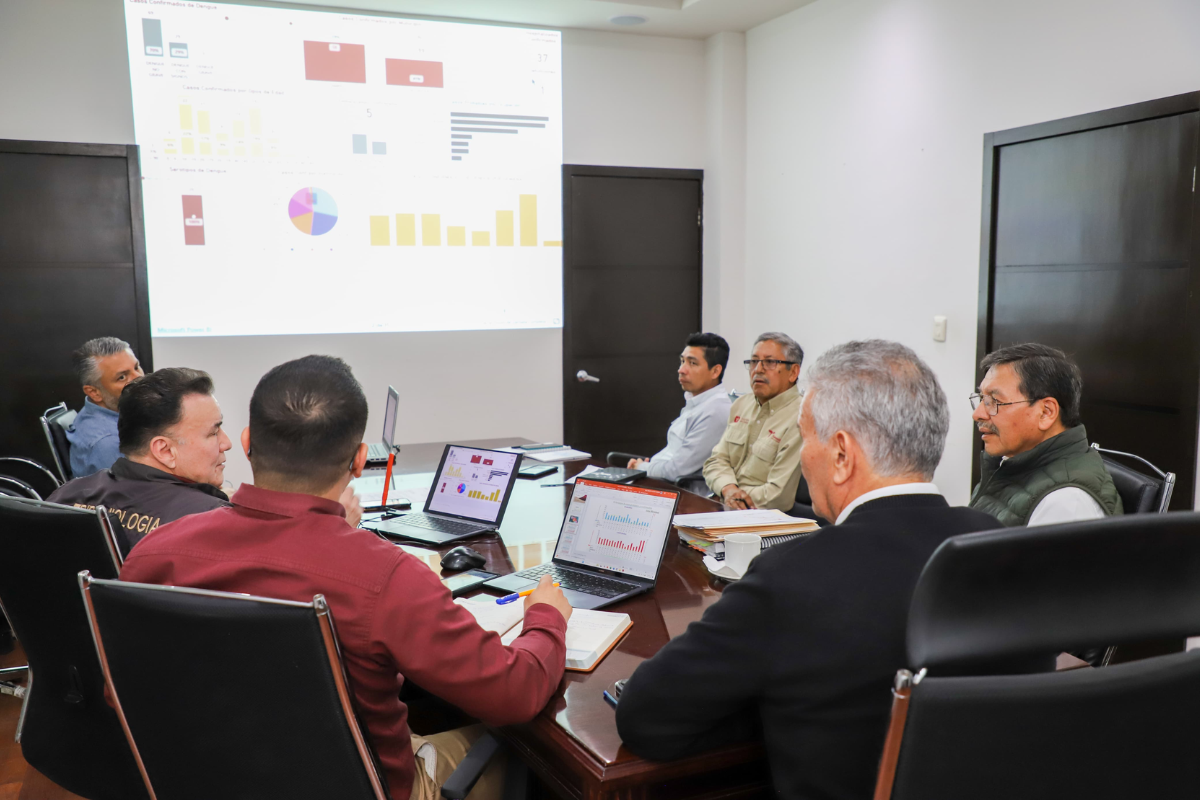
(576, 370), (600, 383)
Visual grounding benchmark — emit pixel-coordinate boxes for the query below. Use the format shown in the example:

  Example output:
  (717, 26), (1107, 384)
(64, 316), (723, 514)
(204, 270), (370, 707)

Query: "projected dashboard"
(124, 1), (562, 337)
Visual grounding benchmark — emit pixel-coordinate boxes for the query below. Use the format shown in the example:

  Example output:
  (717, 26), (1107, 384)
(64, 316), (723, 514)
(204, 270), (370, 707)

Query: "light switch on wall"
(933, 315), (947, 342)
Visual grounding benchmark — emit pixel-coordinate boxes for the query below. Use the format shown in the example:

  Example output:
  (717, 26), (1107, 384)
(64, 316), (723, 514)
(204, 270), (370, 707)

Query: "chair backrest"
(0, 496), (145, 799)
(0, 475), (40, 499)
(0, 456), (61, 500)
(879, 650), (1200, 800)
(906, 513), (1200, 672)
(80, 576), (389, 800)
(872, 514), (1200, 800)
(40, 402), (75, 483)
(1092, 443), (1175, 514)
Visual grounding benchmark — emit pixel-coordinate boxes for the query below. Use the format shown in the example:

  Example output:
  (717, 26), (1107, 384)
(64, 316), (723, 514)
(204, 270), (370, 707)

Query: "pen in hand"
(496, 583), (560, 604)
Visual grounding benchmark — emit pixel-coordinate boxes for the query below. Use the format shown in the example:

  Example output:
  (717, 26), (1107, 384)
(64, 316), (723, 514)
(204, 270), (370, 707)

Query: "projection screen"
(124, 1), (563, 336)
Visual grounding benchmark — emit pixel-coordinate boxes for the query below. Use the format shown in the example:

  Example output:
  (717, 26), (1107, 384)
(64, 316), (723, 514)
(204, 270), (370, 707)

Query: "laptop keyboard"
(393, 514), (483, 535)
(516, 564), (636, 599)
(367, 443), (390, 461)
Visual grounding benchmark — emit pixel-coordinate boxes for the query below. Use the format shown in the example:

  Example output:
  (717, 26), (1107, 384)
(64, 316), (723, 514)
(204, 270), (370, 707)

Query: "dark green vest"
(969, 425), (1123, 527)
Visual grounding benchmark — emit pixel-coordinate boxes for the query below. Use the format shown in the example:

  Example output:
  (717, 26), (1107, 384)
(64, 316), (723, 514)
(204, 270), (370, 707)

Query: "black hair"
(248, 355), (368, 490)
(684, 332), (730, 381)
(118, 368), (214, 455)
(980, 343), (1083, 427)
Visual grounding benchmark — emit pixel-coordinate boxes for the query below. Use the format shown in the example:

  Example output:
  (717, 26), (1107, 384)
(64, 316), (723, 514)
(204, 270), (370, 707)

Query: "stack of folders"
(674, 509), (821, 560)
(455, 596), (632, 672)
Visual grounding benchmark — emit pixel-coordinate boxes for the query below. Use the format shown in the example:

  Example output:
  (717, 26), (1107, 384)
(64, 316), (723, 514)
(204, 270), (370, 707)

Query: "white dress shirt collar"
(834, 482), (942, 525)
(684, 383), (727, 409)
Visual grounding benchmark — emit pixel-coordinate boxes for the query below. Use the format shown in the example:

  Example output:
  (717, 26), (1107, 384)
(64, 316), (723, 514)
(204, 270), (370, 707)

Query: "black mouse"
(440, 546), (487, 572)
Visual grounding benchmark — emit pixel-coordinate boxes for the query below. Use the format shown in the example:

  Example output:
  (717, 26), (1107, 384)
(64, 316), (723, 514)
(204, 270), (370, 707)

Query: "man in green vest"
(968, 343), (1122, 527)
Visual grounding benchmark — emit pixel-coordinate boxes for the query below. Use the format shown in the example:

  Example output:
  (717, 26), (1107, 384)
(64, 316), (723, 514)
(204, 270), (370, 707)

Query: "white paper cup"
(724, 533), (763, 576)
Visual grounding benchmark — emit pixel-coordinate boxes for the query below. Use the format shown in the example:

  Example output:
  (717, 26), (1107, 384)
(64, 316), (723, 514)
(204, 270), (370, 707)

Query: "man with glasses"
(703, 332), (804, 511)
(968, 343), (1122, 526)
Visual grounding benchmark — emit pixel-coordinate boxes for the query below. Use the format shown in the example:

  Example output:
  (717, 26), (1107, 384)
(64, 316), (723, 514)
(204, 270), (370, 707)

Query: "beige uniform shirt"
(703, 385), (804, 511)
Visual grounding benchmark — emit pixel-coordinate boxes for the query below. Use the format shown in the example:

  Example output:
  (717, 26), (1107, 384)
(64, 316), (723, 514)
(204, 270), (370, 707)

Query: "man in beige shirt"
(703, 332), (805, 511)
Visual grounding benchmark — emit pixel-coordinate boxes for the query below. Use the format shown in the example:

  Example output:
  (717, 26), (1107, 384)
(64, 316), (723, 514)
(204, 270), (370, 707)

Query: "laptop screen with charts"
(425, 445), (522, 524)
(553, 479), (678, 581)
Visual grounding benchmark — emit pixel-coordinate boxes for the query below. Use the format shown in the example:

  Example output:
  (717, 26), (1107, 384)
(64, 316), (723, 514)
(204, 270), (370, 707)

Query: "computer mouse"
(440, 546), (487, 572)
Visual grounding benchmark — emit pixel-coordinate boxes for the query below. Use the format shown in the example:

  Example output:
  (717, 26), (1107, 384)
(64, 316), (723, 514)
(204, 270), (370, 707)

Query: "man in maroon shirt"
(120, 355), (571, 800)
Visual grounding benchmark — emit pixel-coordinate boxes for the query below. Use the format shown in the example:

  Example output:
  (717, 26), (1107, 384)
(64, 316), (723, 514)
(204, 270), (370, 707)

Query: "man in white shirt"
(626, 333), (733, 485)
(968, 343), (1123, 527)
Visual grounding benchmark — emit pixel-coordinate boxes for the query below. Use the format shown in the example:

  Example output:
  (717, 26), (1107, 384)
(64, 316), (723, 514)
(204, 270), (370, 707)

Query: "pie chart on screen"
(288, 187), (338, 235)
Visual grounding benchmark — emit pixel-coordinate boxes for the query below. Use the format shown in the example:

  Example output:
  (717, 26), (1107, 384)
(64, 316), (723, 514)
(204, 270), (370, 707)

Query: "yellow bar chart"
(468, 488), (501, 501)
(368, 195), (558, 250)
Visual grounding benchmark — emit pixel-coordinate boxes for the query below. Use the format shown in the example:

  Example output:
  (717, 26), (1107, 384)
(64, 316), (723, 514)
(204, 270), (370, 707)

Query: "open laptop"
(484, 478), (680, 610)
(363, 445), (522, 545)
(365, 386), (400, 466)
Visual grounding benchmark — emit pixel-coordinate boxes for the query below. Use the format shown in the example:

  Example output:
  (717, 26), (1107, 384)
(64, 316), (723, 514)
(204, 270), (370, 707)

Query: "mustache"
(977, 423), (999, 435)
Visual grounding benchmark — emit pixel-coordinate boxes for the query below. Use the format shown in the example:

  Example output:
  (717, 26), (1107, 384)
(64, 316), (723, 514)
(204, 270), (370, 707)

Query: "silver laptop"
(365, 386), (400, 465)
(484, 478), (680, 610)
(364, 445), (522, 545)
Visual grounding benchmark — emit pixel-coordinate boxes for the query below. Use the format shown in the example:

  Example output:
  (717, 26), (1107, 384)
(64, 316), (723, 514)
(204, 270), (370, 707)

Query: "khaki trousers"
(408, 724), (506, 800)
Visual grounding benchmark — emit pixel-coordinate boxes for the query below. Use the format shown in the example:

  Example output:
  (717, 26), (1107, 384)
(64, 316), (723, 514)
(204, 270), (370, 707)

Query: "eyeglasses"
(969, 393), (1033, 415)
(744, 359), (795, 371)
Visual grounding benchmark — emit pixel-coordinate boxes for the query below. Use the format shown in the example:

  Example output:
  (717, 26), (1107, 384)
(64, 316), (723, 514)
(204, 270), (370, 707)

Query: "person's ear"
(1037, 397), (1062, 431)
(82, 384), (104, 405)
(350, 443), (369, 479)
(830, 430), (855, 486)
(240, 427), (252, 458)
(788, 363), (801, 385)
(147, 435), (176, 469)
(712, 362), (724, 383)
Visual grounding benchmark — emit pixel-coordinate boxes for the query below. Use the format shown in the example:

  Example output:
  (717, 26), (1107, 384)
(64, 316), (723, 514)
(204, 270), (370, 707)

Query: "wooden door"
(562, 165), (703, 460)
(979, 93), (1200, 508)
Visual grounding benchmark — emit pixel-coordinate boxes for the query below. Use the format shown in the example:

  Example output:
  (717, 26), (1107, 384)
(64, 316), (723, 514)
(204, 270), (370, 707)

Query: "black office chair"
(40, 402), (76, 483)
(0, 496), (145, 800)
(1091, 443), (1175, 514)
(874, 513), (1200, 800)
(787, 471), (827, 524)
(80, 575), (391, 800)
(0, 456), (61, 500)
(79, 575), (524, 800)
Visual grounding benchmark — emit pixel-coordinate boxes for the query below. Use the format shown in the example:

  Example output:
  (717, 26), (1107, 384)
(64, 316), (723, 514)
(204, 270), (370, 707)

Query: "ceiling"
(281, 0), (820, 40)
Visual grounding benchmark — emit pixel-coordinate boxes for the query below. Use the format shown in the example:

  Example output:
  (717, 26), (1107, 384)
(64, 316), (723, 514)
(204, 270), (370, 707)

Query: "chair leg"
(502, 753), (529, 800)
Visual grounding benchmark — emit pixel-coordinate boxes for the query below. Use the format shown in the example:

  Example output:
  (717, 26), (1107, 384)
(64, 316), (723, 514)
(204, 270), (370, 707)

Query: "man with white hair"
(617, 340), (1005, 800)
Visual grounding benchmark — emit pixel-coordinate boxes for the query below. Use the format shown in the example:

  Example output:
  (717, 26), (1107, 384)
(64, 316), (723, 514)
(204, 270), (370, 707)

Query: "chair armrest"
(440, 731), (503, 800)
(605, 452), (644, 467)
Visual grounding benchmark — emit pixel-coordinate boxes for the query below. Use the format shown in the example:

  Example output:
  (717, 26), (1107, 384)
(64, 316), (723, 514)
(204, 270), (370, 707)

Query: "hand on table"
(339, 484), (363, 528)
(525, 575), (573, 623)
(626, 458), (647, 470)
(721, 485), (757, 510)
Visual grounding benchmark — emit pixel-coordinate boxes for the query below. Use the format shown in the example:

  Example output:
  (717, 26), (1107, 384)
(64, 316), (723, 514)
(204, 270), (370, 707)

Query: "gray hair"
(754, 331), (804, 367)
(802, 340), (949, 480)
(72, 337), (133, 387)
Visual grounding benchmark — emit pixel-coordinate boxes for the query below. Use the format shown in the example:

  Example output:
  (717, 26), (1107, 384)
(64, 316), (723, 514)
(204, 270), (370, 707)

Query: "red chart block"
(385, 59), (444, 88)
(182, 195), (204, 245)
(304, 41), (366, 83)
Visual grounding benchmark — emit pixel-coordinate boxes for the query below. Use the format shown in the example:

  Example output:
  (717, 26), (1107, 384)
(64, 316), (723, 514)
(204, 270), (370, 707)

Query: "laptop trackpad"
(560, 588), (611, 611)
(485, 573), (537, 594)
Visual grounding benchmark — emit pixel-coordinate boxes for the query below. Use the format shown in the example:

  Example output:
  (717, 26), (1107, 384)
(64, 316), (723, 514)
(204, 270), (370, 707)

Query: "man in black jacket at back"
(615, 340), (1004, 800)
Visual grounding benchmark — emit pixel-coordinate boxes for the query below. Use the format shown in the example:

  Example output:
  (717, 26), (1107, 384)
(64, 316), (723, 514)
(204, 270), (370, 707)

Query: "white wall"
(746, 0), (1200, 504)
(0, 0), (708, 487)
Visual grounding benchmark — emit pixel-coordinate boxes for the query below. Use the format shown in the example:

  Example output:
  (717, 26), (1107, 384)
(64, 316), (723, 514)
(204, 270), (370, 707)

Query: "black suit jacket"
(616, 494), (1003, 800)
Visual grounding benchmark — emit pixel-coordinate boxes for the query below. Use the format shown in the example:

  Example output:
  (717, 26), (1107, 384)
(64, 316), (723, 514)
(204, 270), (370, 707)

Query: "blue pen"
(496, 583), (560, 604)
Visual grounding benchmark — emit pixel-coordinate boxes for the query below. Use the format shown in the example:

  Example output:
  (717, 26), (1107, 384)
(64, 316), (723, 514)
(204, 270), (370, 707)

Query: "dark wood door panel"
(563, 166), (703, 460)
(570, 267), (699, 358)
(992, 265), (1190, 410)
(981, 96), (1200, 509)
(0, 153), (134, 264)
(995, 112), (1197, 268)
(569, 176), (700, 268)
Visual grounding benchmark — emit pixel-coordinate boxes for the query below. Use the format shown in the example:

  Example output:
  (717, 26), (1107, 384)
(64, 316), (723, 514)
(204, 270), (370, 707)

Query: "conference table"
(374, 438), (771, 800)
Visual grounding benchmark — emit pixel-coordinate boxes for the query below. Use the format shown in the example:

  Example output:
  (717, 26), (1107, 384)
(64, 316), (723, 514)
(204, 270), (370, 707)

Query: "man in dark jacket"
(615, 340), (1005, 800)
(49, 368), (232, 550)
